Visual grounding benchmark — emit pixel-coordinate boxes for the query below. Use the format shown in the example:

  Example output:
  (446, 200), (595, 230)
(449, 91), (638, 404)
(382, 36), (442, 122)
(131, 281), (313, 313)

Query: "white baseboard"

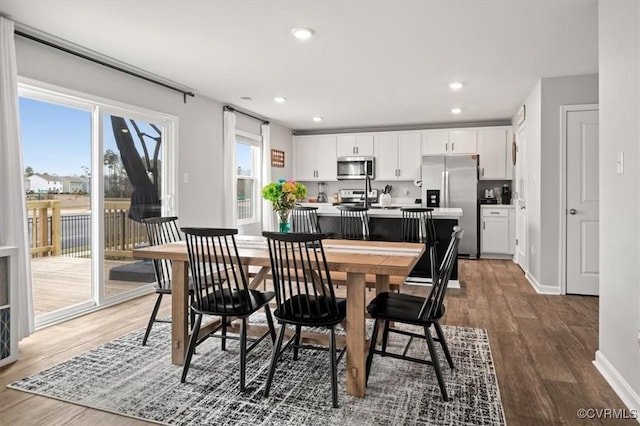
(525, 271), (561, 295)
(594, 350), (640, 423)
(404, 277), (460, 289)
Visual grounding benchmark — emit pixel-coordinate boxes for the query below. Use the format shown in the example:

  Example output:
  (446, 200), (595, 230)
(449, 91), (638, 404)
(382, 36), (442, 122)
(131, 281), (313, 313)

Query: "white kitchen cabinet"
(336, 133), (374, 157)
(480, 206), (515, 257)
(293, 135), (337, 181)
(373, 132), (421, 181)
(478, 127), (513, 180)
(421, 129), (477, 155)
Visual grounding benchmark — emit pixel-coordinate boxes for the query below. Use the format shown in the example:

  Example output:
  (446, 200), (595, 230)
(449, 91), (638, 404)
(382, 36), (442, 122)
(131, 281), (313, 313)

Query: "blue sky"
(20, 96), (251, 178)
(19, 97), (160, 177)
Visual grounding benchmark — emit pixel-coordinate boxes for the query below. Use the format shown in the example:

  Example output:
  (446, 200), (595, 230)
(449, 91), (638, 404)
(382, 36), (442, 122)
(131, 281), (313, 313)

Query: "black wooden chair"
(401, 207), (439, 282)
(338, 205), (370, 240)
(291, 206), (322, 233)
(365, 226), (463, 401)
(180, 227), (276, 392)
(141, 216), (195, 346)
(262, 231), (347, 408)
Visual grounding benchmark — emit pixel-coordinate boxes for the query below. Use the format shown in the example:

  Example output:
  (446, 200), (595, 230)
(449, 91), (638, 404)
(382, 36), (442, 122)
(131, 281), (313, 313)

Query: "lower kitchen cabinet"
(480, 205), (515, 258)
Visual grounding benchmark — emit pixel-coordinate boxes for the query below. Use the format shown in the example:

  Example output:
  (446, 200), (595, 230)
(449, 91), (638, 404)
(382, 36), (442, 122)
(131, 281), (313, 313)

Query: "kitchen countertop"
(480, 204), (515, 209)
(298, 203), (463, 219)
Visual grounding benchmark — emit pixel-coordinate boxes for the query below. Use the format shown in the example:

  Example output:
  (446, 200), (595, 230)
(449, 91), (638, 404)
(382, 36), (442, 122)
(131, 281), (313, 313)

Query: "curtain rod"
(15, 30), (195, 103)
(224, 106), (269, 125)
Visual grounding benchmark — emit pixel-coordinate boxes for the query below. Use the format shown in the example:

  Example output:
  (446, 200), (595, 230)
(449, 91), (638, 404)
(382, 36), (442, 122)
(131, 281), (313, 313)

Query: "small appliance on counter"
(501, 183), (511, 205)
(316, 182), (328, 203)
(479, 187), (498, 204)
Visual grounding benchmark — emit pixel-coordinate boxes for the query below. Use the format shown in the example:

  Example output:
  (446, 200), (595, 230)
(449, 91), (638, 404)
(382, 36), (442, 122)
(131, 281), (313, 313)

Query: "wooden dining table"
(133, 235), (424, 398)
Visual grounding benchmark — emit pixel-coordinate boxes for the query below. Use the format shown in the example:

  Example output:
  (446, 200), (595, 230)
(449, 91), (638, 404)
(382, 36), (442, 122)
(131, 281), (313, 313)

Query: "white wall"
(14, 36), (292, 228)
(540, 75), (598, 290)
(595, 0), (640, 411)
(515, 75), (598, 292)
(515, 81), (541, 284)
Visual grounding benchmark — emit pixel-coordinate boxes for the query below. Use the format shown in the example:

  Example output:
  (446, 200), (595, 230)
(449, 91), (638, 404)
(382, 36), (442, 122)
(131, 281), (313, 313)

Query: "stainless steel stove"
(338, 188), (378, 204)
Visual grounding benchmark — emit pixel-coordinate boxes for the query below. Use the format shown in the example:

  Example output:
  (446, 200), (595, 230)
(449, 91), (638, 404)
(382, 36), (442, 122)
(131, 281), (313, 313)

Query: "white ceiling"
(0, 0), (598, 131)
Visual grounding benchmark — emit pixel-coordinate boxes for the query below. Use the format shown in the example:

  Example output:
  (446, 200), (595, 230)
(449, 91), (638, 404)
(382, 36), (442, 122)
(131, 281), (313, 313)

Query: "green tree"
(25, 166), (34, 177)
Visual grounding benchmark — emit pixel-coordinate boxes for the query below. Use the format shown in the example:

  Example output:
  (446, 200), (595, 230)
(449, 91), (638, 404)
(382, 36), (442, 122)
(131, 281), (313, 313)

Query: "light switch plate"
(617, 151), (624, 174)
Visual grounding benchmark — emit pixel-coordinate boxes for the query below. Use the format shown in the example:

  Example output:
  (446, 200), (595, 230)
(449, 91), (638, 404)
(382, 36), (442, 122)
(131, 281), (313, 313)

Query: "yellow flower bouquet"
(262, 179), (307, 232)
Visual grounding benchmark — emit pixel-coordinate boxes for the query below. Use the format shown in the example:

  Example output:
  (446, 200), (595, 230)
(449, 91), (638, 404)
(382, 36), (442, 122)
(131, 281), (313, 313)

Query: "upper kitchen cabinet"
(421, 129), (477, 155)
(374, 132), (421, 181)
(293, 135), (337, 181)
(336, 133), (374, 157)
(478, 127), (513, 180)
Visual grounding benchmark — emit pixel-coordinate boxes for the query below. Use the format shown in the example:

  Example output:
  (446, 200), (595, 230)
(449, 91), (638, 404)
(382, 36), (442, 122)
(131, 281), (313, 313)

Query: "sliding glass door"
(19, 83), (176, 328)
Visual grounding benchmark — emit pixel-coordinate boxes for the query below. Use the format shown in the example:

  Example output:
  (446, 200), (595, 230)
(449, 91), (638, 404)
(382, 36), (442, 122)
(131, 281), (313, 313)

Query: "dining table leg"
(374, 275), (390, 344)
(345, 271), (366, 397)
(171, 260), (189, 365)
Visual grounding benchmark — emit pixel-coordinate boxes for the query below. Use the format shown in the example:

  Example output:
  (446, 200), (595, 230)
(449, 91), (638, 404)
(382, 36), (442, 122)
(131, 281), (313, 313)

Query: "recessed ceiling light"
(240, 96), (252, 101)
(291, 27), (315, 40)
(274, 96), (287, 104)
(312, 116), (323, 122)
(448, 82), (464, 90)
(451, 107), (462, 114)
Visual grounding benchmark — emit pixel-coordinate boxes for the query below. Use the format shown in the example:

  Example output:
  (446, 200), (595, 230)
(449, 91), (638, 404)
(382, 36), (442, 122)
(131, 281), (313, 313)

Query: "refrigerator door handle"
(441, 170), (446, 206)
(444, 170), (450, 207)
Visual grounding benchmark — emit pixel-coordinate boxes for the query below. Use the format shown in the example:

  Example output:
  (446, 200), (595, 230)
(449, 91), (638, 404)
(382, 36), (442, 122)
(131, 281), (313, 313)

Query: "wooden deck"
(31, 256), (154, 316)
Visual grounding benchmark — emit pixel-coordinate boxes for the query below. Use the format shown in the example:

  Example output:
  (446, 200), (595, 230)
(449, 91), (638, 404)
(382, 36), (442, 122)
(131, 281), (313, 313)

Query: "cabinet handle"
(483, 221), (485, 230)
(445, 142), (448, 151)
(397, 169), (400, 177)
(490, 211), (500, 214)
(451, 142), (455, 151)
(481, 168), (485, 176)
(356, 146), (359, 154)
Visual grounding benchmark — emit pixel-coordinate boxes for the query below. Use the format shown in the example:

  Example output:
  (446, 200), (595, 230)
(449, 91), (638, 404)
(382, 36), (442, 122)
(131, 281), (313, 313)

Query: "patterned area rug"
(9, 318), (505, 425)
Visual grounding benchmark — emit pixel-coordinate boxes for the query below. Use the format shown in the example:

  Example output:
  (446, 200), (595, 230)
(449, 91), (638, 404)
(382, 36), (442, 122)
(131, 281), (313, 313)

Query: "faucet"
(364, 174), (371, 208)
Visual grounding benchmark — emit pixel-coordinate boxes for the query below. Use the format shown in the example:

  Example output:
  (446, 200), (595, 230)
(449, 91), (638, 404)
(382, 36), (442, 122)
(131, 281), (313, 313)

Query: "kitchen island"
(299, 203), (463, 283)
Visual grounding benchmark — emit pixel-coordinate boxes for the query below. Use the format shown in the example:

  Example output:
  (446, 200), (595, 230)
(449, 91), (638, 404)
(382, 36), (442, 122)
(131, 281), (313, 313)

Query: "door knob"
(569, 209), (577, 215)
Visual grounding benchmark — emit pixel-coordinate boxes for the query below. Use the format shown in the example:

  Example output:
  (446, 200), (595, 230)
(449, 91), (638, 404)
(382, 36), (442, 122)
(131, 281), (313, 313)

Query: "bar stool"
(291, 206), (322, 233)
(401, 207), (438, 281)
(338, 205), (370, 240)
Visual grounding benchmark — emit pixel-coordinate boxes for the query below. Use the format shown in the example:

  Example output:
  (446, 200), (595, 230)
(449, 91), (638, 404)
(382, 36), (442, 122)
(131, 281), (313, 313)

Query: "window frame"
(235, 130), (262, 226)
(18, 76), (178, 327)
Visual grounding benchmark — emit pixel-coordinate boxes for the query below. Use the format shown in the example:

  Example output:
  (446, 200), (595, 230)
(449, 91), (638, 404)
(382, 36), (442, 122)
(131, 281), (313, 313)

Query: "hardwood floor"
(0, 259), (634, 425)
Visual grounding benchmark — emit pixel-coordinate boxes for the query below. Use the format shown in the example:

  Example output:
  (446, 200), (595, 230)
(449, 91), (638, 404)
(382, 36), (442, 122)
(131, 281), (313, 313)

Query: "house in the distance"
(27, 173), (62, 193)
(61, 176), (89, 193)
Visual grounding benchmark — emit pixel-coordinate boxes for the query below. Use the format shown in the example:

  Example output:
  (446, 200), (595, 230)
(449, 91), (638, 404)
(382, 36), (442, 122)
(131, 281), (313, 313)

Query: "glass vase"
(278, 209), (291, 233)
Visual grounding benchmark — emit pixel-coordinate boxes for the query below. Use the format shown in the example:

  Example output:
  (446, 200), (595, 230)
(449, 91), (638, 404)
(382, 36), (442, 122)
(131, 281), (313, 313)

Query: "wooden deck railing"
(27, 200), (61, 257)
(27, 199), (148, 259)
(103, 200), (147, 259)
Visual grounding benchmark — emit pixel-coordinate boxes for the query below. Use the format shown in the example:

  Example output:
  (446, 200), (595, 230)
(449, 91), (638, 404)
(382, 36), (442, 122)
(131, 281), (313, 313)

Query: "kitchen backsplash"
(301, 180), (422, 202)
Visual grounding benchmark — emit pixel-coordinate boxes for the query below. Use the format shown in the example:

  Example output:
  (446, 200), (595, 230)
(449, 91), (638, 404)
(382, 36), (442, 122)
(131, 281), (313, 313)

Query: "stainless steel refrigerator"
(421, 154), (478, 258)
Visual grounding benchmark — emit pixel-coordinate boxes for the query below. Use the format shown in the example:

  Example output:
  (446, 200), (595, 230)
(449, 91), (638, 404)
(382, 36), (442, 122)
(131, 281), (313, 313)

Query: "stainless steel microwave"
(337, 156), (375, 180)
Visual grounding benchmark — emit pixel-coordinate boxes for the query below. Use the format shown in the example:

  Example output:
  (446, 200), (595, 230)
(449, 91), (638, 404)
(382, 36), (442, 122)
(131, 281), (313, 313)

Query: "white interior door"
(566, 109), (599, 295)
(514, 127), (527, 270)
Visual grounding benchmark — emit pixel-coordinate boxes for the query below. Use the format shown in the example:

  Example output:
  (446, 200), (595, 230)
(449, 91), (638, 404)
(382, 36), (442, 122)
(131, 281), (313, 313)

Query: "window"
(236, 135), (261, 223)
(19, 80), (177, 328)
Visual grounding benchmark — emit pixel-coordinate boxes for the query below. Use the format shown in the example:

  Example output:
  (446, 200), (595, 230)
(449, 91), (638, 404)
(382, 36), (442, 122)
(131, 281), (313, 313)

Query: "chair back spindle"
(263, 232), (341, 325)
(418, 226), (463, 320)
(182, 228), (251, 315)
(142, 216), (181, 290)
(291, 206), (322, 233)
(338, 206), (370, 240)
